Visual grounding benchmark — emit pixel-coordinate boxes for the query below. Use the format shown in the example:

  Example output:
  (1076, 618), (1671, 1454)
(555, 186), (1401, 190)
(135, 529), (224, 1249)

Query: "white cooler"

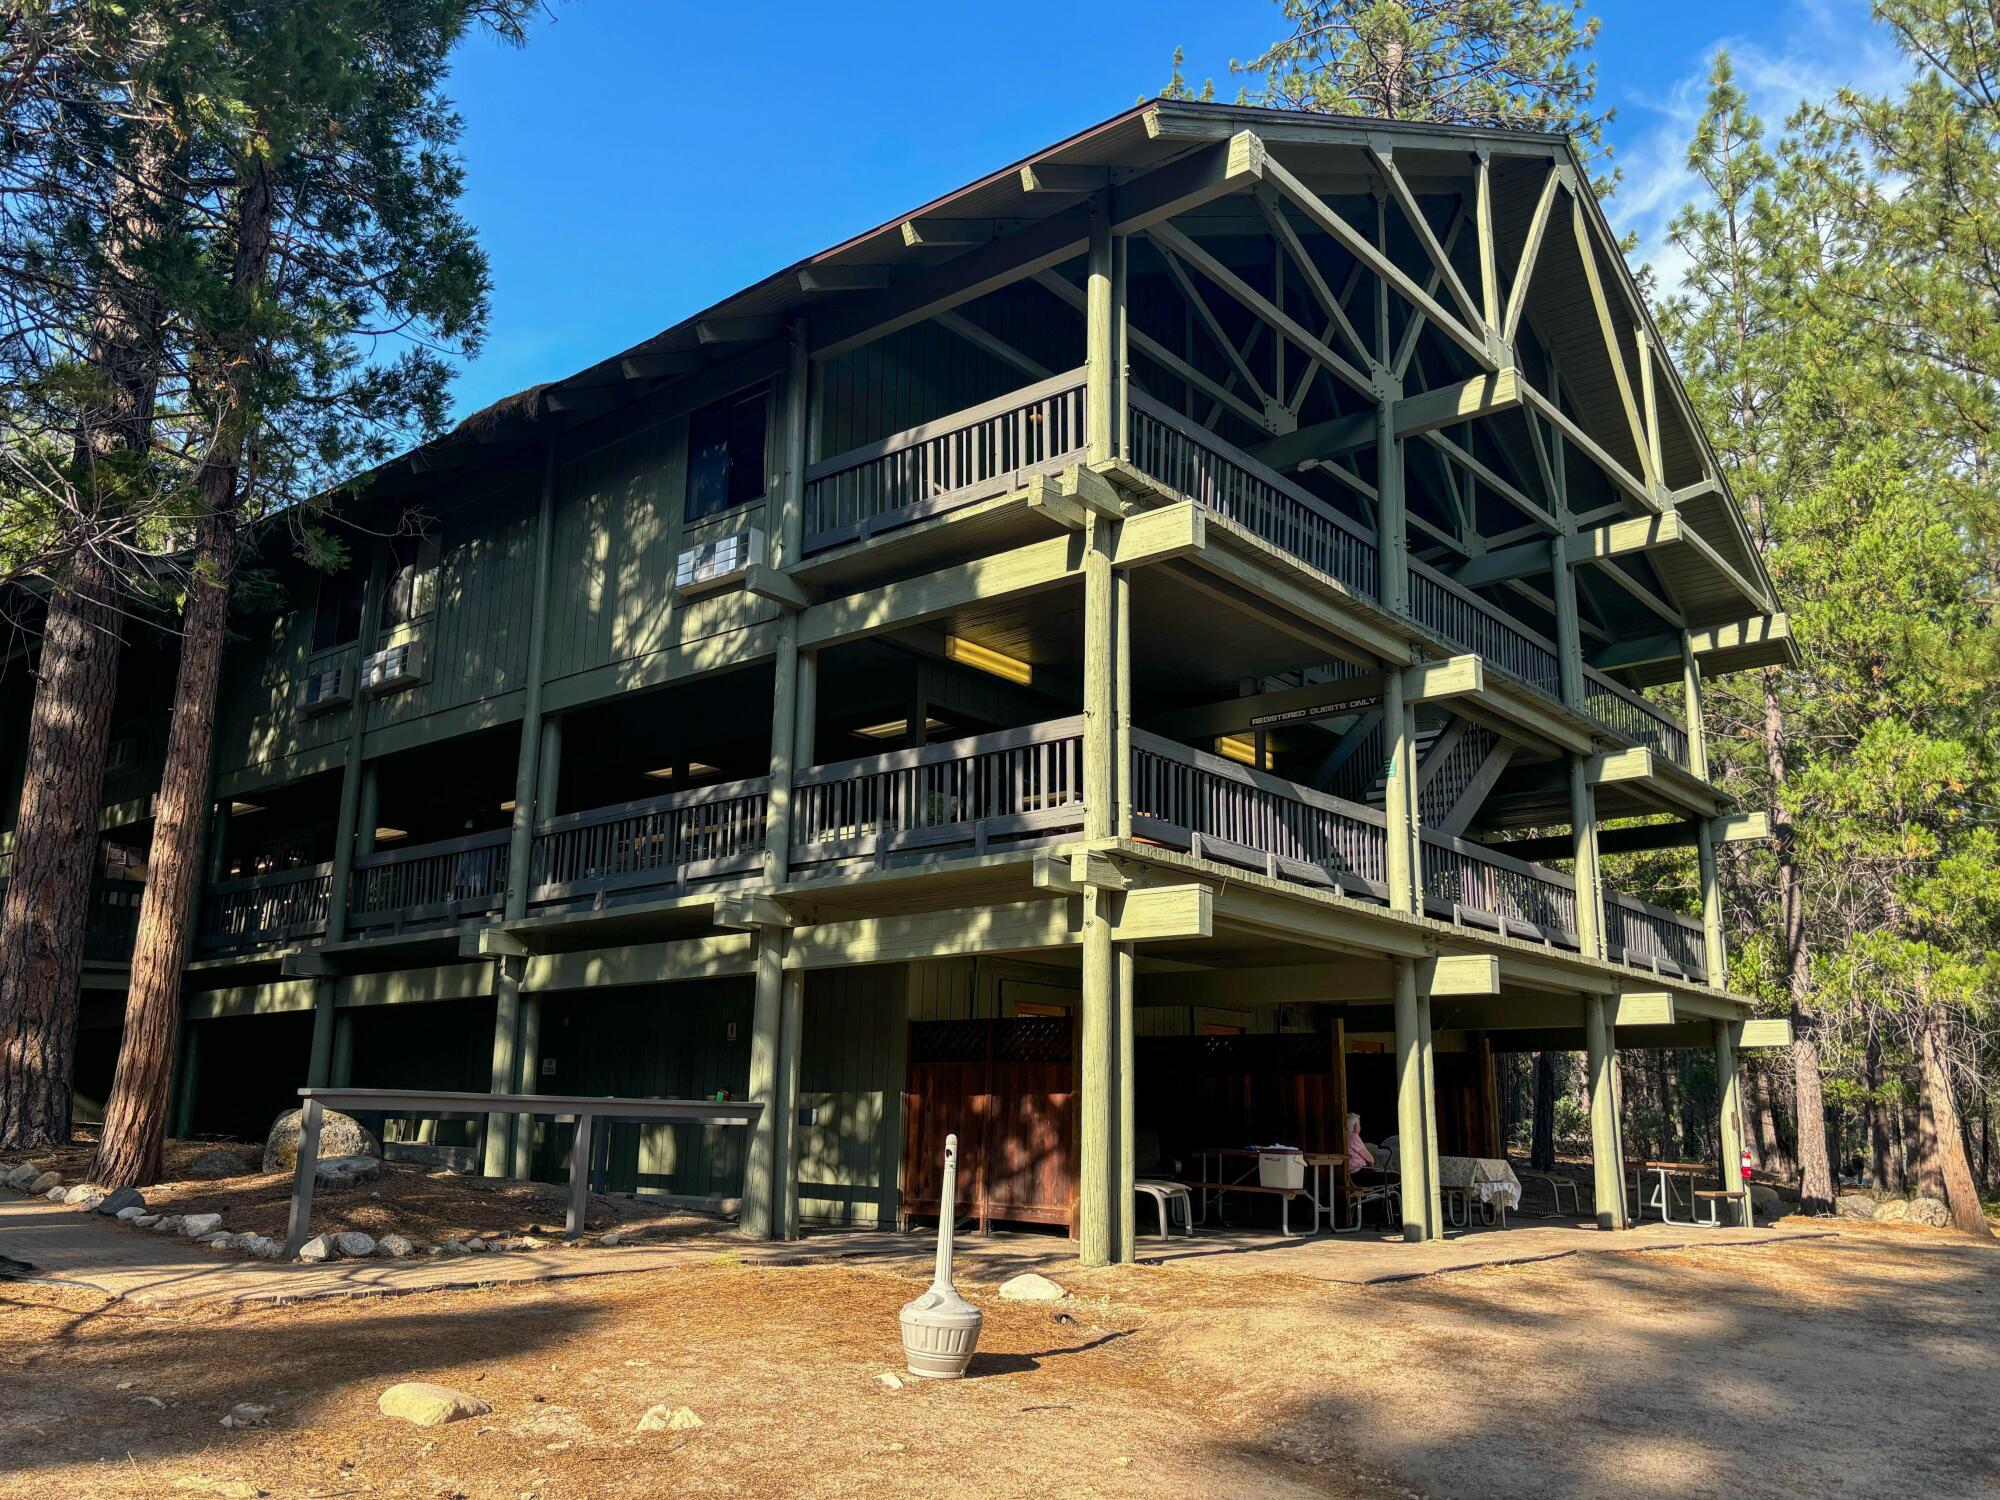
(1257, 1149), (1305, 1189)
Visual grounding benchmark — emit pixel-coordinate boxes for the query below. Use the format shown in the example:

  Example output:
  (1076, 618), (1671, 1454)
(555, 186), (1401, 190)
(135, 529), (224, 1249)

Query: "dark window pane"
(685, 386), (768, 522)
(311, 567), (366, 653)
(379, 528), (439, 630)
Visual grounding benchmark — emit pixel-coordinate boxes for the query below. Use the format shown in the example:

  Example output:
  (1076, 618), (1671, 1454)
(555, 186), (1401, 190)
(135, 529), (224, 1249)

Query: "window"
(380, 527), (441, 631)
(684, 386), (769, 522)
(310, 567), (367, 653)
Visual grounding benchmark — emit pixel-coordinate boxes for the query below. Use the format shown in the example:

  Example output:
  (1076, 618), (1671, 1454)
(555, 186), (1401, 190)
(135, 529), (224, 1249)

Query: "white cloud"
(1606, 0), (1910, 298)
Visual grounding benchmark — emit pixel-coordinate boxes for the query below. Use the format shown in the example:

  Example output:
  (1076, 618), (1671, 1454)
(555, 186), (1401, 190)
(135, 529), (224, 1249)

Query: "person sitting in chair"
(1346, 1112), (1389, 1187)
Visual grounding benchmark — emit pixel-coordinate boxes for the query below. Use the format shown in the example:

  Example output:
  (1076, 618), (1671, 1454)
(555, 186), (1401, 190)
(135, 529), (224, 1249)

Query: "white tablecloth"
(1438, 1155), (1523, 1212)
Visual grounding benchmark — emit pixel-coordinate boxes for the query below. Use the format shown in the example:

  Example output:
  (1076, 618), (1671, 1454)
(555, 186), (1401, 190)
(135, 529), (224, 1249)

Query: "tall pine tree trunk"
(0, 564), (121, 1147)
(1918, 1017), (1992, 1238)
(1530, 1050), (1557, 1171)
(0, 130), (168, 1149)
(1865, 1021), (1893, 1190)
(92, 162), (271, 1188)
(1764, 669), (1833, 1211)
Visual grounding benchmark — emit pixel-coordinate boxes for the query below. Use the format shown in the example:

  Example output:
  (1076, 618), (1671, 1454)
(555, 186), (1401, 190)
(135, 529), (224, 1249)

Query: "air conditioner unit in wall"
(361, 640), (425, 695)
(675, 527), (766, 597)
(297, 663), (354, 716)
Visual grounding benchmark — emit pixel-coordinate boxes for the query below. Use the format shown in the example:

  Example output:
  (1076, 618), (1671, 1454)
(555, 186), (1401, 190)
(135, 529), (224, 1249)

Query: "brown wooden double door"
(901, 1017), (1076, 1233)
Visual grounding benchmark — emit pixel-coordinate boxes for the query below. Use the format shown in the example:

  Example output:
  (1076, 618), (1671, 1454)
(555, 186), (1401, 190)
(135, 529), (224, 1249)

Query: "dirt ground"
(16, 1135), (719, 1246)
(2, 1223), (1994, 1500)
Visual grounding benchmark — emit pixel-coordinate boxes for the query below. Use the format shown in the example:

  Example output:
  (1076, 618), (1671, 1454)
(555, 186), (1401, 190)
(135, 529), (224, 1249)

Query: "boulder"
(63, 1184), (104, 1207)
(131, 1214), (160, 1227)
(1748, 1183), (1783, 1213)
(262, 1108), (380, 1174)
(219, 1402), (273, 1429)
(152, 1214), (185, 1234)
(314, 1155), (383, 1188)
(376, 1382), (491, 1427)
(44, 1185), (66, 1201)
(1872, 1198), (1910, 1223)
(332, 1231), (376, 1258)
(96, 1186), (144, 1216)
(27, 1171), (59, 1195)
(4, 1163), (40, 1190)
(243, 1235), (282, 1260)
(1908, 1195), (1950, 1228)
(635, 1404), (703, 1432)
(187, 1150), (255, 1180)
(375, 1234), (416, 1259)
(297, 1234), (333, 1263)
(115, 1206), (148, 1221)
(179, 1212), (223, 1238)
(1835, 1192), (1877, 1221)
(998, 1272), (1067, 1302)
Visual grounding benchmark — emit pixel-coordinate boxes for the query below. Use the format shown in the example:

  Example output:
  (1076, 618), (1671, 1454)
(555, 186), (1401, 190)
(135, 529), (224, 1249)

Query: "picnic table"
(1381, 1147), (1522, 1227)
(1636, 1159), (1740, 1226)
(1186, 1146), (1324, 1235)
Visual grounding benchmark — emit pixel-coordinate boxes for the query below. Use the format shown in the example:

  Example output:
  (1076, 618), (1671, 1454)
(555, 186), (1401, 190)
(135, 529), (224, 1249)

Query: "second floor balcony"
(197, 716), (1706, 987)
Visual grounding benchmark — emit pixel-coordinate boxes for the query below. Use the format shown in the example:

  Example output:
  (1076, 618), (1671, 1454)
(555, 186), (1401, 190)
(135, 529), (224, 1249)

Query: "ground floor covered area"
(1, 1191), (1992, 1499)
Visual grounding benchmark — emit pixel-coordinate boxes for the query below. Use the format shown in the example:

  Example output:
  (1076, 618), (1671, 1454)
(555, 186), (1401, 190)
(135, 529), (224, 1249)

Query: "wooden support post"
(306, 985), (337, 1091)
(1393, 957), (1435, 1241)
(1418, 977), (1443, 1237)
(1331, 1014), (1350, 1224)
(1079, 885), (1116, 1266)
(1382, 666), (1422, 914)
(506, 438), (560, 924)
(330, 1011), (354, 1088)
(1376, 388), (1408, 615)
(1116, 943), (1135, 1265)
(565, 1108), (594, 1238)
(509, 991), (543, 1180)
(1550, 535), (1586, 711)
(1568, 758), (1605, 961)
(1086, 195), (1115, 466)
(536, 716), (562, 817)
(1714, 1017), (1750, 1225)
(169, 1019), (201, 1138)
(355, 765), (379, 858)
(482, 956), (524, 1176)
(1584, 994), (1628, 1229)
(742, 927), (785, 1239)
(778, 969), (804, 1239)
(281, 1094), (325, 1257)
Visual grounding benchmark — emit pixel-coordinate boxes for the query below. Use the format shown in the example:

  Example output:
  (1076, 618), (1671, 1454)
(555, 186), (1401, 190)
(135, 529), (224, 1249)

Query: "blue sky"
(439, 0), (1908, 419)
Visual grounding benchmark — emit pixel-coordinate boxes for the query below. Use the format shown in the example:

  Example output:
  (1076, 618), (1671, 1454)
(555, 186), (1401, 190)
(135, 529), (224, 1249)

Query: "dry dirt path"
(0, 1224), (1992, 1499)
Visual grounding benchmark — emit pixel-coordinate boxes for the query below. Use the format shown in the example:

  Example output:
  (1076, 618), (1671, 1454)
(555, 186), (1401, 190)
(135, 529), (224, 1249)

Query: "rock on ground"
(179, 1212), (223, 1238)
(1907, 1195), (1950, 1228)
(63, 1184), (104, 1207)
(1873, 1199), (1911, 1223)
(998, 1272), (1067, 1302)
(1835, 1192), (1878, 1221)
(95, 1185), (144, 1216)
(152, 1215), (185, 1234)
(4, 1163), (40, 1190)
(297, 1234), (333, 1263)
(27, 1171), (59, 1195)
(332, 1231), (376, 1258)
(376, 1382), (491, 1427)
(220, 1402), (273, 1428)
(635, 1404), (704, 1432)
(262, 1107), (381, 1174)
(115, 1205), (148, 1221)
(44, 1186), (66, 1201)
(186, 1149), (255, 1179)
(314, 1154), (383, 1188)
(375, 1234), (416, 1258)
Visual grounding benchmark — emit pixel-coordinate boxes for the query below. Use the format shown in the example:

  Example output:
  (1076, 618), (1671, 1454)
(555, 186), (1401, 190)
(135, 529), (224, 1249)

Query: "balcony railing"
(1609, 892), (1707, 981)
(1583, 668), (1691, 771)
(791, 718), (1087, 869)
(1128, 729), (1387, 896)
(802, 368), (1088, 553)
(1128, 391), (1379, 598)
(84, 877), (146, 962)
(348, 829), (509, 934)
(1421, 833), (1580, 947)
(529, 777), (769, 908)
(199, 863), (333, 952)
(1407, 558), (1562, 698)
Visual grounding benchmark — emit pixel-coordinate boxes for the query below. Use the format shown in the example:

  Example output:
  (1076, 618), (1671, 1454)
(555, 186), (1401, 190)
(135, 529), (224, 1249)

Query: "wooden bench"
(1693, 1188), (1747, 1227)
(1183, 1179), (1313, 1235)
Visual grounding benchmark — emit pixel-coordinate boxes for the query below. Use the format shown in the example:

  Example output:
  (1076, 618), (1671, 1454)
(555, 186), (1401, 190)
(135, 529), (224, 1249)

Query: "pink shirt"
(1346, 1123), (1373, 1173)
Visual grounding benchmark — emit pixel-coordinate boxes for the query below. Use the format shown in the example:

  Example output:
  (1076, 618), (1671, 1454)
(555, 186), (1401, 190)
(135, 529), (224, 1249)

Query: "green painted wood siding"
(795, 967), (904, 1227)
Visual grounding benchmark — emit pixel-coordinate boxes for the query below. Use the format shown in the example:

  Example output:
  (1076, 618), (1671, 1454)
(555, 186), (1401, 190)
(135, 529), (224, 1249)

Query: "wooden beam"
(1394, 368), (1521, 438)
(1690, 613), (1792, 658)
(712, 892), (796, 930)
(1502, 170), (1563, 345)
(1569, 195), (1656, 491)
(1407, 654), (1483, 701)
(619, 350), (704, 380)
(787, 899), (1078, 968)
(1109, 885), (1212, 942)
(1421, 429), (1557, 532)
(797, 264), (896, 293)
(1587, 746), (1654, 785)
(1450, 539), (1548, 589)
(1021, 163), (1112, 194)
(1254, 187), (1376, 375)
(1152, 238), (1274, 407)
(696, 316), (783, 346)
(1739, 1018), (1794, 1048)
(1717, 811), (1770, 843)
(1248, 409), (1375, 473)
(524, 934), (758, 991)
(1369, 141), (1485, 338)
(1563, 511), (1686, 566)
(1259, 151), (1495, 369)
(902, 217), (994, 247)
(935, 309), (1051, 381)
(1145, 674), (1385, 739)
(1518, 379), (1656, 512)
(1611, 991), (1676, 1028)
(1421, 953), (1500, 996)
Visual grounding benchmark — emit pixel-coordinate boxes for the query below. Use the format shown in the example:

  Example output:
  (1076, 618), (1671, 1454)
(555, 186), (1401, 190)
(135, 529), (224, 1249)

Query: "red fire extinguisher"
(1740, 1147), (1754, 1183)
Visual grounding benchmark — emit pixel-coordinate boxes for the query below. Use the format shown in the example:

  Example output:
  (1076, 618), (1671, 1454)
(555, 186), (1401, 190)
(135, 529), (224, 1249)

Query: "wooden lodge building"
(0, 101), (1798, 1259)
